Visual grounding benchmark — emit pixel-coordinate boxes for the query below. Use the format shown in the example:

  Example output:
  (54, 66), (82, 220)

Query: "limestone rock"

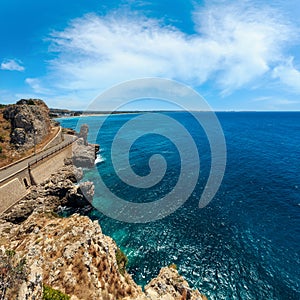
(0, 213), (206, 300)
(17, 258), (43, 300)
(78, 181), (94, 203)
(11, 128), (26, 146)
(3, 99), (51, 150)
(78, 124), (89, 145)
(0, 213), (144, 300)
(1, 165), (92, 223)
(145, 266), (207, 300)
(72, 138), (96, 168)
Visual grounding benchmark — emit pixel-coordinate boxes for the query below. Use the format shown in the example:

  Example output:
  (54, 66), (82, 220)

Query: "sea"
(57, 112), (300, 300)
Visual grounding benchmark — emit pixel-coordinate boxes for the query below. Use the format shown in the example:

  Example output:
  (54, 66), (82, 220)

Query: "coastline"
(54, 111), (145, 119)
(0, 136), (207, 299)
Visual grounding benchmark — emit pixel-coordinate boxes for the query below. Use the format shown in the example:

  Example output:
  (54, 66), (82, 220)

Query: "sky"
(0, 0), (300, 111)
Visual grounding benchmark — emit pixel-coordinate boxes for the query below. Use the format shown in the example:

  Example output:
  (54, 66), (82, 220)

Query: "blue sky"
(0, 0), (300, 111)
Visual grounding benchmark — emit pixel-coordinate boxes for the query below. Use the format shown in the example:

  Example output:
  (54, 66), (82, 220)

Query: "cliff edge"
(0, 212), (206, 300)
(0, 160), (207, 299)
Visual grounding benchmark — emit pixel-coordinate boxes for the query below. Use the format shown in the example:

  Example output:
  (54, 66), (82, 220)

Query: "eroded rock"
(0, 213), (206, 300)
(3, 99), (51, 150)
(145, 266), (207, 300)
(1, 165), (92, 223)
(72, 138), (96, 168)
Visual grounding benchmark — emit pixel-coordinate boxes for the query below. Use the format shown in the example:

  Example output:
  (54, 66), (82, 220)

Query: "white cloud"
(252, 96), (272, 102)
(272, 58), (300, 93)
(25, 78), (51, 95)
(253, 96), (298, 105)
(1, 59), (25, 71)
(251, 95), (298, 110)
(38, 2), (297, 108)
(193, 2), (293, 94)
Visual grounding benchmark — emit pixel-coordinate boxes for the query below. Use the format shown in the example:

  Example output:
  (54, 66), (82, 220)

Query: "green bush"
(169, 263), (178, 270)
(5, 249), (16, 257)
(43, 285), (70, 300)
(0, 135), (4, 143)
(0, 146), (3, 154)
(27, 99), (35, 105)
(116, 248), (128, 276)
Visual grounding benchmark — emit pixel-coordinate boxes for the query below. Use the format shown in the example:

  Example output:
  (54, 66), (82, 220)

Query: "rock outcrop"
(1, 164), (93, 224)
(0, 160), (206, 299)
(0, 119), (207, 300)
(3, 99), (51, 150)
(0, 213), (143, 300)
(72, 138), (96, 168)
(145, 267), (207, 300)
(0, 213), (206, 300)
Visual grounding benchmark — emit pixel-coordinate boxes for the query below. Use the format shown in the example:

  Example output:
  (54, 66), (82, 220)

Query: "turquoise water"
(58, 112), (300, 299)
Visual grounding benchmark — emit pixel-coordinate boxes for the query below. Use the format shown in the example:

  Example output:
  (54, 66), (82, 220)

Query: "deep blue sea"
(58, 112), (300, 300)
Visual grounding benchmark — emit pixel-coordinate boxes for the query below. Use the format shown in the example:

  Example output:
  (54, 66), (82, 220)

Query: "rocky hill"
(3, 99), (51, 150)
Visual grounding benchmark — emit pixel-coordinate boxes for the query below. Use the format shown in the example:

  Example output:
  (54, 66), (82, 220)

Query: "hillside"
(0, 99), (60, 168)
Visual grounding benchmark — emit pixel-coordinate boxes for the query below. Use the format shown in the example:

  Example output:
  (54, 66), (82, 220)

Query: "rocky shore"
(0, 131), (207, 300)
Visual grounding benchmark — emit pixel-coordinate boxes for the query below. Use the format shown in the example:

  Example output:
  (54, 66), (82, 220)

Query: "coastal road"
(0, 134), (75, 183)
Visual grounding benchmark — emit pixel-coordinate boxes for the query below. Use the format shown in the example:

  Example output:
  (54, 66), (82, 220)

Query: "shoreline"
(0, 137), (207, 299)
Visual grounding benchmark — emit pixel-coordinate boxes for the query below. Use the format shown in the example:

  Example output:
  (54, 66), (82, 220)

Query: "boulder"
(145, 266), (207, 300)
(72, 138), (96, 168)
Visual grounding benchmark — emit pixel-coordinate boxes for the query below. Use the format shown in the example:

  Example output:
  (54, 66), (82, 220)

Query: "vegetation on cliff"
(0, 211), (206, 300)
(43, 285), (70, 300)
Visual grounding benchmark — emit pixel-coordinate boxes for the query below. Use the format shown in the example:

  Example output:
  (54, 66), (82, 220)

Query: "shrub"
(0, 146), (2, 154)
(27, 99), (35, 105)
(169, 263), (178, 270)
(116, 248), (128, 276)
(0, 135), (4, 143)
(0, 250), (27, 299)
(43, 285), (70, 300)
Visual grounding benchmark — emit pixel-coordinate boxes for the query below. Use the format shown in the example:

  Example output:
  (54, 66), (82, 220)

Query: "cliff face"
(0, 213), (206, 300)
(0, 213), (143, 299)
(0, 122), (206, 299)
(72, 138), (97, 168)
(0, 162), (206, 299)
(1, 164), (92, 224)
(3, 99), (51, 150)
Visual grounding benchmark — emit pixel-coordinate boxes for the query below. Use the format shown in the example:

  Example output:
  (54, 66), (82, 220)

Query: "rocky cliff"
(0, 119), (207, 299)
(72, 138), (97, 168)
(0, 213), (207, 300)
(0, 161), (207, 299)
(3, 99), (51, 150)
(1, 164), (93, 224)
